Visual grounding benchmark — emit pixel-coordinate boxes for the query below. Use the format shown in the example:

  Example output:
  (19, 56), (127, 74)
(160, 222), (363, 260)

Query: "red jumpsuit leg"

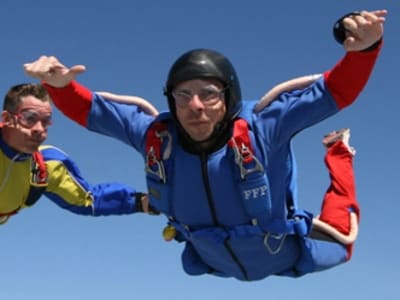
(318, 141), (360, 258)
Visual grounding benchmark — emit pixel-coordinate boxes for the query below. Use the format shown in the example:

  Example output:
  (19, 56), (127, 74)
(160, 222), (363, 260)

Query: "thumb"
(69, 64), (86, 76)
(343, 37), (358, 51)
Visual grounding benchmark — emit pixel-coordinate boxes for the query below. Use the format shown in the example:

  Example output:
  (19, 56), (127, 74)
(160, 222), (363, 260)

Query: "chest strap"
(145, 122), (171, 184)
(25, 151), (48, 206)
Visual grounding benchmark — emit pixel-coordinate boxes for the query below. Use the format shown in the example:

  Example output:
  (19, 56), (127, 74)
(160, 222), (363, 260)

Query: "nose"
(30, 120), (47, 133)
(187, 94), (205, 110)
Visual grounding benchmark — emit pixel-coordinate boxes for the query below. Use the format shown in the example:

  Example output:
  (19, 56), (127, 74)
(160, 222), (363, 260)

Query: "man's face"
(173, 79), (226, 142)
(1, 96), (52, 153)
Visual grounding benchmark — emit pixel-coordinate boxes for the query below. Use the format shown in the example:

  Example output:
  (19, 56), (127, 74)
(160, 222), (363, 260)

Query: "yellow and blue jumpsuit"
(0, 132), (140, 225)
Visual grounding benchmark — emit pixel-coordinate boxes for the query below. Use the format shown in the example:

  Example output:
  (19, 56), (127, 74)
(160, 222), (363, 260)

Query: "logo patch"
(243, 185), (268, 200)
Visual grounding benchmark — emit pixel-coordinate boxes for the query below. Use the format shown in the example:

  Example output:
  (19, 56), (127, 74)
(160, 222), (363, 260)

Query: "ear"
(1, 111), (14, 125)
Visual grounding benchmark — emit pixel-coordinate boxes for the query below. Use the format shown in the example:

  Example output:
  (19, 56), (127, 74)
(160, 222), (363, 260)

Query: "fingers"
(341, 9), (385, 52)
(69, 65), (87, 76)
(24, 55), (86, 87)
(364, 9), (388, 19)
(24, 56), (63, 79)
(24, 56), (66, 83)
(343, 10), (386, 33)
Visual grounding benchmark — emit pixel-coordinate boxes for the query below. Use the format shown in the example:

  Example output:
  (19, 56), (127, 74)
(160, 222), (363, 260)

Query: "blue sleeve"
(253, 77), (339, 146)
(40, 145), (141, 216)
(87, 93), (155, 155)
(246, 78), (340, 218)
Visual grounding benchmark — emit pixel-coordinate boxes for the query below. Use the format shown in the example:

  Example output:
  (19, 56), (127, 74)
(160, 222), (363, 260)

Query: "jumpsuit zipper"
(200, 152), (249, 280)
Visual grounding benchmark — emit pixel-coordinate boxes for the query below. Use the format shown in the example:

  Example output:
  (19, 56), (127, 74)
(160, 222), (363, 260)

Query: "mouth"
(188, 119), (209, 126)
(27, 138), (44, 145)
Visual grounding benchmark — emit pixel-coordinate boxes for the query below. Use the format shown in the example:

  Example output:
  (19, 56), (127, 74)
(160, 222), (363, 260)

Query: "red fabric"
(43, 81), (93, 127)
(228, 119), (254, 164)
(146, 122), (168, 165)
(324, 40), (383, 110)
(0, 210), (18, 217)
(318, 142), (360, 259)
(32, 151), (47, 182)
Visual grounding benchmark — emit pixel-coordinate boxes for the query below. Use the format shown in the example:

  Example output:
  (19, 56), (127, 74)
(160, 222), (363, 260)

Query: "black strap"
(25, 185), (47, 206)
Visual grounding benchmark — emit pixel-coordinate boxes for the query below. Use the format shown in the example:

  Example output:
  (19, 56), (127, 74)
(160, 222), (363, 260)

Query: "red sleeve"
(43, 81), (93, 127)
(323, 40), (383, 110)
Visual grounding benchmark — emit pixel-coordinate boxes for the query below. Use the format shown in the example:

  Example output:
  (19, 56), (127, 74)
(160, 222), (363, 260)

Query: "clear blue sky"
(1, 1), (399, 299)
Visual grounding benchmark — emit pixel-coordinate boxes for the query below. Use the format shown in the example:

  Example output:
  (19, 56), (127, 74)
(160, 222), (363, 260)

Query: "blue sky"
(1, 1), (399, 299)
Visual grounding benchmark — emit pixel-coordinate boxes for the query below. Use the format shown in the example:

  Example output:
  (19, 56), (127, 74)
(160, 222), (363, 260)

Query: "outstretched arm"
(255, 9), (386, 113)
(96, 91), (159, 117)
(24, 57), (159, 125)
(325, 9), (386, 109)
(41, 145), (154, 216)
(254, 74), (322, 112)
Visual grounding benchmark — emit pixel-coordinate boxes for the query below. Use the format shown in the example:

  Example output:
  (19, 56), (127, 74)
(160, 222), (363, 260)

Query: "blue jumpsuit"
(45, 43), (381, 280)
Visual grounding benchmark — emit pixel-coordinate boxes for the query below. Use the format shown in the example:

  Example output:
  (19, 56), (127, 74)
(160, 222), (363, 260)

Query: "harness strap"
(146, 116), (313, 253)
(145, 122), (171, 183)
(228, 118), (264, 179)
(228, 118), (271, 227)
(227, 118), (313, 237)
(31, 151), (47, 183)
(25, 151), (48, 206)
(146, 123), (166, 163)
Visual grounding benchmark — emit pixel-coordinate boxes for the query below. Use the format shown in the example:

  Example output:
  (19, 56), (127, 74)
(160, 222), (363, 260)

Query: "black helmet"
(164, 48), (242, 122)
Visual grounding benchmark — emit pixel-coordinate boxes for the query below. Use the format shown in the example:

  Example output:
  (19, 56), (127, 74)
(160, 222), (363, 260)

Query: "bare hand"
(24, 56), (86, 88)
(343, 10), (387, 52)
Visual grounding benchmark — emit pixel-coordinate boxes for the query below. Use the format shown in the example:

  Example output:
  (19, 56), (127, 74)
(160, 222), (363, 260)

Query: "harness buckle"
(155, 130), (172, 160)
(145, 127), (172, 184)
(146, 146), (167, 183)
(231, 140), (264, 179)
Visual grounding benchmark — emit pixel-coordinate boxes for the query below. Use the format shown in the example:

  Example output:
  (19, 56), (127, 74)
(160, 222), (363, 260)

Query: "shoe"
(322, 128), (356, 155)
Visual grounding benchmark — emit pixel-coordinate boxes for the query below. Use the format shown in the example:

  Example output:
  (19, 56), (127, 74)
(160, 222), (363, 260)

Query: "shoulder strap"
(145, 117), (174, 216)
(238, 107), (302, 214)
(145, 121), (172, 184)
(146, 111), (312, 236)
(234, 109), (312, 235)
(25, 151), (48, 206)
(228, 117), (272, 224)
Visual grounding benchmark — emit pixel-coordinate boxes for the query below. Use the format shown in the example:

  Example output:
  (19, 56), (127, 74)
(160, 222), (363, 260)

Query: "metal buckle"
(145, 129), (172, 183)
(231, 140), (264, 179)
(146, 146), (166, 183)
